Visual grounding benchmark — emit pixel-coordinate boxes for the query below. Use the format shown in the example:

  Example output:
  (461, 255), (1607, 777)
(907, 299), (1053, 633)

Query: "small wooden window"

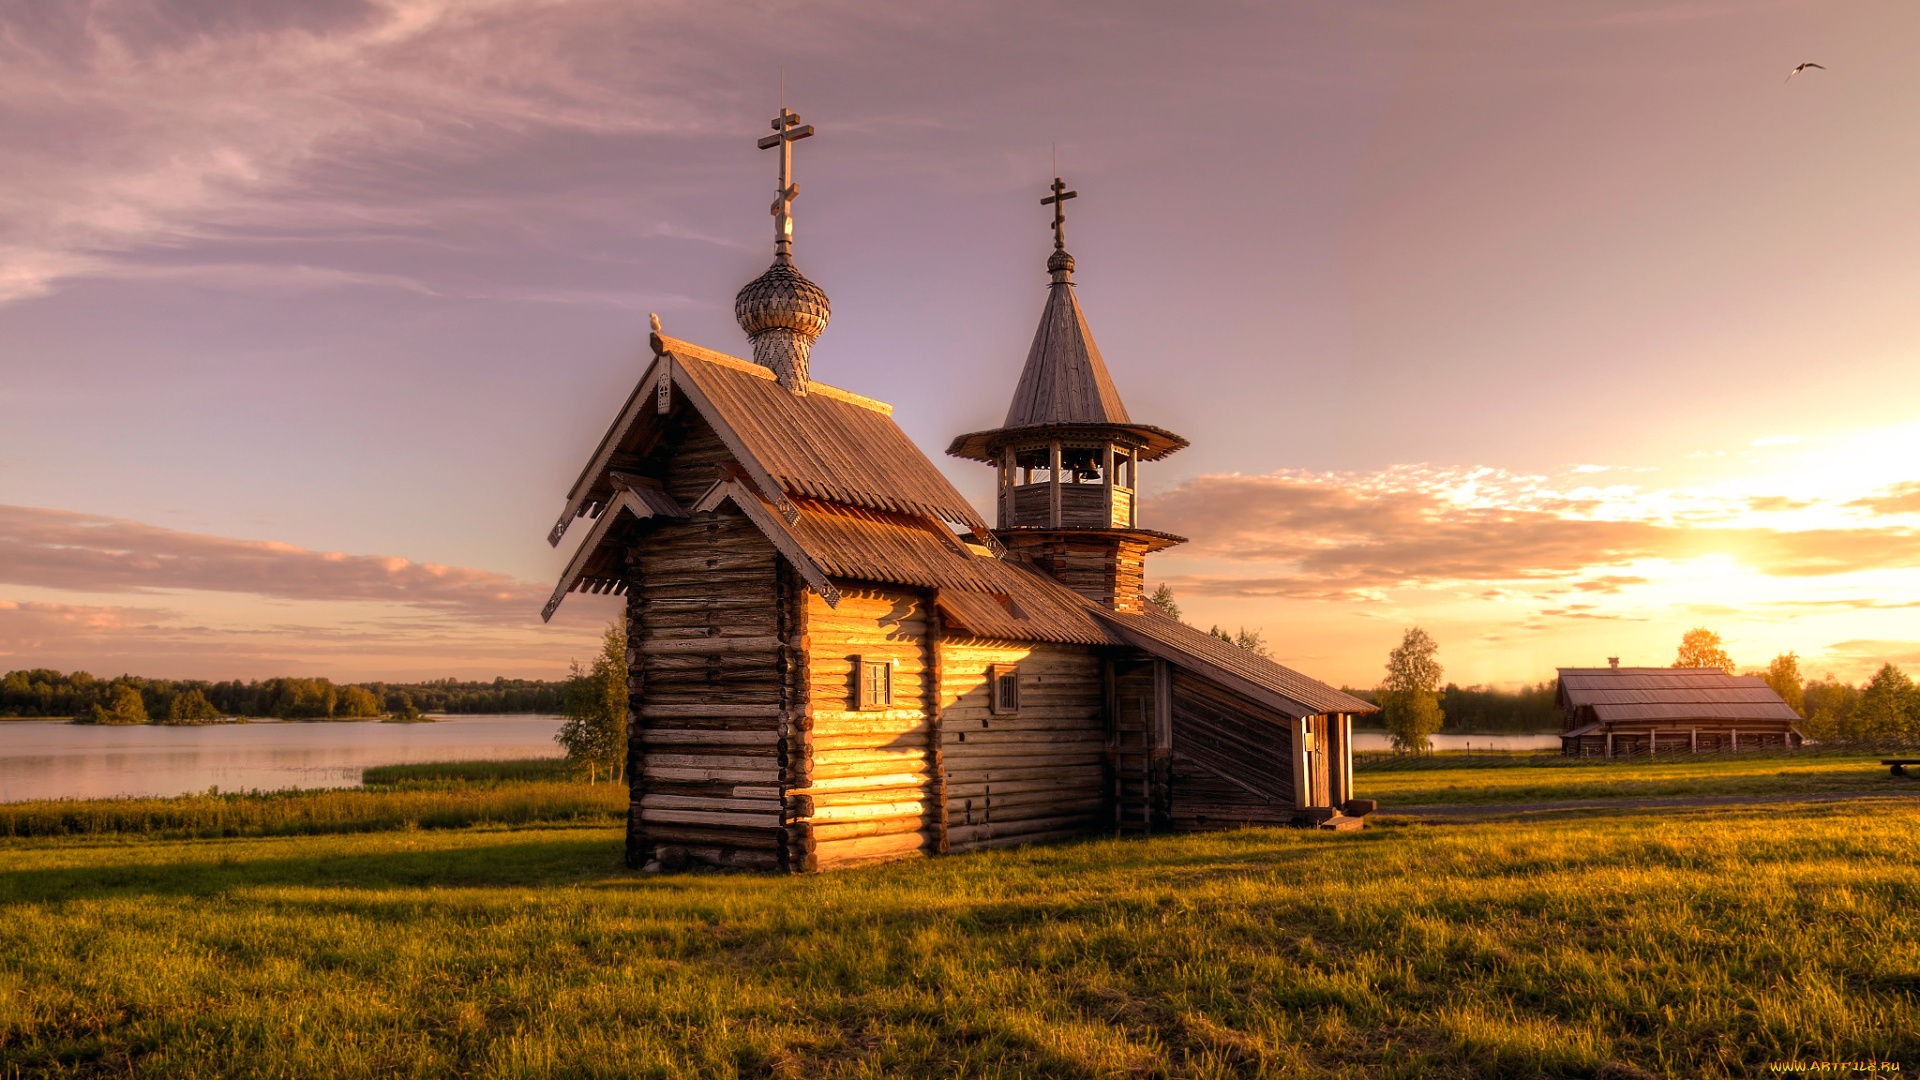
(989, 664), (1020, 715)
(857, 656), (893, 709)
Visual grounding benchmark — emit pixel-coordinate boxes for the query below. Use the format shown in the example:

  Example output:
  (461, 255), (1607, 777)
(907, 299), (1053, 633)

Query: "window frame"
(856, 655), (893, 710)
(988, 663), (1020, 715)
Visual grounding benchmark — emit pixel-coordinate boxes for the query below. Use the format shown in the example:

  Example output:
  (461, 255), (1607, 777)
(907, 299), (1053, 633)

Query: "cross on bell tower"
(758, 108), (814, 263)
(1042, 177), (1077, 253)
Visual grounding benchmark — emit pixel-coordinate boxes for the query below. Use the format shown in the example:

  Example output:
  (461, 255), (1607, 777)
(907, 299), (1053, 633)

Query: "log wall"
(940, 638), (1106, 853)
(800, 585), (940, 870)
(624, 509), (799, 871)
(996, 532), (1150, 614)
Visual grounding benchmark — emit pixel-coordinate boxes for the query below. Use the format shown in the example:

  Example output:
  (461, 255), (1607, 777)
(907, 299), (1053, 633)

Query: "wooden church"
(544, 109), (1375, 872)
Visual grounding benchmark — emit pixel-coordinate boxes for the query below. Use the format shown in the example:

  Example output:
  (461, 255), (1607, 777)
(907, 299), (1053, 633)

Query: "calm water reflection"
(0, 715), (564, 802)
(1351, 732), (1562, 752)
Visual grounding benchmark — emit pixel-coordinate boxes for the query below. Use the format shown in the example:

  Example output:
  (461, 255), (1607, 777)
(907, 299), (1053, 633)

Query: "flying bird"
(1786, 62), (1826, 82)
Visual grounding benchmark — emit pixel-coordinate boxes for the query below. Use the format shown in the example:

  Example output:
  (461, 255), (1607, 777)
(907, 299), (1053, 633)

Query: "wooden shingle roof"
(551, 334), (989, 548)
(1003, 275), (1130, 428)
(1100, 609), (1379, 719)
(1556, 667), (1801, 723)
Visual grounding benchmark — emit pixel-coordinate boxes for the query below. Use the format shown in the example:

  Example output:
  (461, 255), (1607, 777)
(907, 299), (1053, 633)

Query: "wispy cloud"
(0, 504), (546, 624)
(0, 597), (608, 679)
(0, 0), (768, 303)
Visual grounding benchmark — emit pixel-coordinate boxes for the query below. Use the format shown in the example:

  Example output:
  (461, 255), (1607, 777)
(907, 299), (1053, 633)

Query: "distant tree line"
(0, 669), (564, 723)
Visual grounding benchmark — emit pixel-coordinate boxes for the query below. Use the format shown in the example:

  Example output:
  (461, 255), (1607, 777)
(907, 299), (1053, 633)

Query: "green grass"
(361, 758), (574, 786)
(2, 796), (1917, 1077)
(0, 761), (621, 840)
(1356, 752), (1911, 807)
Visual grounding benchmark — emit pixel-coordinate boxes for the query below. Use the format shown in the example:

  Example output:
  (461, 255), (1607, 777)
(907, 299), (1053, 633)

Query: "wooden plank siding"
(1167, 671), (1303, 830)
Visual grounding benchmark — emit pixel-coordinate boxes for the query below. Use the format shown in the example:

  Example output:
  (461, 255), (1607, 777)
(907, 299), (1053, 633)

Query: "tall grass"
(1356, 751), (1911, 806)
(0, 761), (621, 840)
(1, 803), (1916, 1077)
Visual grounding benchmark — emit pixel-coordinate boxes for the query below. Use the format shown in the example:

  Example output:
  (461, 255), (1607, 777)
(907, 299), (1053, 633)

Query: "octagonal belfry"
(947, 179), (1187, 612)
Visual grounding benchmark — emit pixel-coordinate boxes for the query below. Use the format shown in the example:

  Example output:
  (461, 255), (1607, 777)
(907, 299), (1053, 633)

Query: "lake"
(0, 718), (1563, 803)
(0, 715), (565, 803)
(1351, 732), (1562, 753)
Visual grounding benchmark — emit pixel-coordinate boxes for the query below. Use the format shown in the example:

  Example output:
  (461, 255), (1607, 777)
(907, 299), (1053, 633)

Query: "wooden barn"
(542, 114), (1374, 872)
(1558, 663), (1804, 756)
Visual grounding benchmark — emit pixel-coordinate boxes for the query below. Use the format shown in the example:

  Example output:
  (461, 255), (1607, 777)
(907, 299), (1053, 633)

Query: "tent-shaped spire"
(1002, 247), (1131, 427)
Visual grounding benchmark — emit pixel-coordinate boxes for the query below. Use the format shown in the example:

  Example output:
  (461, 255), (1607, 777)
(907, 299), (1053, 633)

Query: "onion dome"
(735, 258), (830, 393)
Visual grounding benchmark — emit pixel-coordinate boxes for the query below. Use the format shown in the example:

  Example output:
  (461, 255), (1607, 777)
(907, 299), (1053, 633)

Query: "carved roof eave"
(944, 422), (1190, 464)
(542, 477), (689, 622)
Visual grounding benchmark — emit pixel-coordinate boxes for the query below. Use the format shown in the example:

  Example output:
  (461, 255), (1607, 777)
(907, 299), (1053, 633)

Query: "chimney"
(1608, 657), (1619, 670)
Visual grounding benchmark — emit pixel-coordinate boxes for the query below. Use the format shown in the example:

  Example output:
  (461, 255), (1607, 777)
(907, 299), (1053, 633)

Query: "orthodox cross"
(1041, 176), (1077, 251)
(757, 107), (814, 262)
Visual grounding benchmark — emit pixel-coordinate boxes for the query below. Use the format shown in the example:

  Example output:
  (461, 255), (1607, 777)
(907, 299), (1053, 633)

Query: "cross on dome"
(758, 108), (814, 263)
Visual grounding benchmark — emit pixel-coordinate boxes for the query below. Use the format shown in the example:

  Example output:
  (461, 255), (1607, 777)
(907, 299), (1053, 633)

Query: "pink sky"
(2, 0), (1917, 686)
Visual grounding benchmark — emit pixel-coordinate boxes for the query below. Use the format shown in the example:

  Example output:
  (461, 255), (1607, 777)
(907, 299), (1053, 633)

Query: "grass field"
(1353, 752), (1909, 807)
(0, 759), (621, 840)
(2, 763), (1916, 1078)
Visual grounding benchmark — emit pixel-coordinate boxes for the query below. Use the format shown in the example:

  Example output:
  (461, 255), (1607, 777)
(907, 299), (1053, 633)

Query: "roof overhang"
(542, 476), (689, 622)
(998, 525), (1187, 553)
(1100, 617), (1325, 721)
(946, 422), (1189, 465)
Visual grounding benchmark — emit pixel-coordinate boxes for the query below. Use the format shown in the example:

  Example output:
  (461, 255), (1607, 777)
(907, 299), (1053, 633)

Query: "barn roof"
(1557, 667), (1801, 723)
(1100, 609), (1379, 719)
(550, 334), (989, 550)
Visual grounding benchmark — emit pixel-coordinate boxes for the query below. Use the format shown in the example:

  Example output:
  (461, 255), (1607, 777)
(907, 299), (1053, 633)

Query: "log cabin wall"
(800, 585), (940, 871)
(620, 407), (806, 871)
(624, 510), (794, 870)
(995, 533), (1150, 614)
(940, 638), (1107, 852)
(1167, 671), (1303, 829)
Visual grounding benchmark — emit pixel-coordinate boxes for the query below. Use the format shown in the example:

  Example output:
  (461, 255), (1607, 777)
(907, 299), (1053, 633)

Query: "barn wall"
(799, 585), (940, 871)
(941, 638), (1106, 853)
(624, 509), (801, 871)
(1168, 671), (1300, 829)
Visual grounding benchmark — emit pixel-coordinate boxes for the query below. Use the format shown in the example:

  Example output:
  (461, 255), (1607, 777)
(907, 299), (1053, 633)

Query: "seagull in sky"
(1786, 62), (1826, 82)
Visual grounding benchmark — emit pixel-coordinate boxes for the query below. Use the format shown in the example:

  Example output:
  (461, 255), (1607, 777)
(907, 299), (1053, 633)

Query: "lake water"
(0, 715), (565, 803)
(0, 718), (1561, 804)
(1351, 732), (1562, 753)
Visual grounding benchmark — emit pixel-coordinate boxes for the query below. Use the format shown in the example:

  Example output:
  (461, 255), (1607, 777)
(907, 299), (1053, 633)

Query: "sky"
(2, 0), (1917, 688)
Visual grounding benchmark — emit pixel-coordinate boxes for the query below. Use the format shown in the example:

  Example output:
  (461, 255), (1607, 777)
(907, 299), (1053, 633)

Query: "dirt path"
(1378, 789), (1920, 819)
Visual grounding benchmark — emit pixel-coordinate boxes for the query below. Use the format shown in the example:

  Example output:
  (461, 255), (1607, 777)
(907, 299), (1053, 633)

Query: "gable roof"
(1556, 667), (1801, 723)
(1004, 276), (1130, 428)
(1099, 609), (1379, 719)
(550, 334), (989, 549)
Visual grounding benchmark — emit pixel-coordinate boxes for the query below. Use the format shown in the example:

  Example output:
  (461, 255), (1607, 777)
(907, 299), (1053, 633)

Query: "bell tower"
(947, 178), (1187, 612)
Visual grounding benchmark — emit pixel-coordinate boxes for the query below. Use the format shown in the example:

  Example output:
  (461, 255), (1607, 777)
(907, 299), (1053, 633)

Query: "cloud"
(1144, 469), (1920, 595)
(1849, 482), (1920, 517)
(1813, 639), (1920, 672)
(0, 0), (773, 302)
(1749, 435), (1801, 447)
(0, 597), (608, 679)
(0, 504), (546, 624)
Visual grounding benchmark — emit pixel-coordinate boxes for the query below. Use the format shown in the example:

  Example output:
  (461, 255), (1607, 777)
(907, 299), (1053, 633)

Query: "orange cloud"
(1145, 472), (1920, 593)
